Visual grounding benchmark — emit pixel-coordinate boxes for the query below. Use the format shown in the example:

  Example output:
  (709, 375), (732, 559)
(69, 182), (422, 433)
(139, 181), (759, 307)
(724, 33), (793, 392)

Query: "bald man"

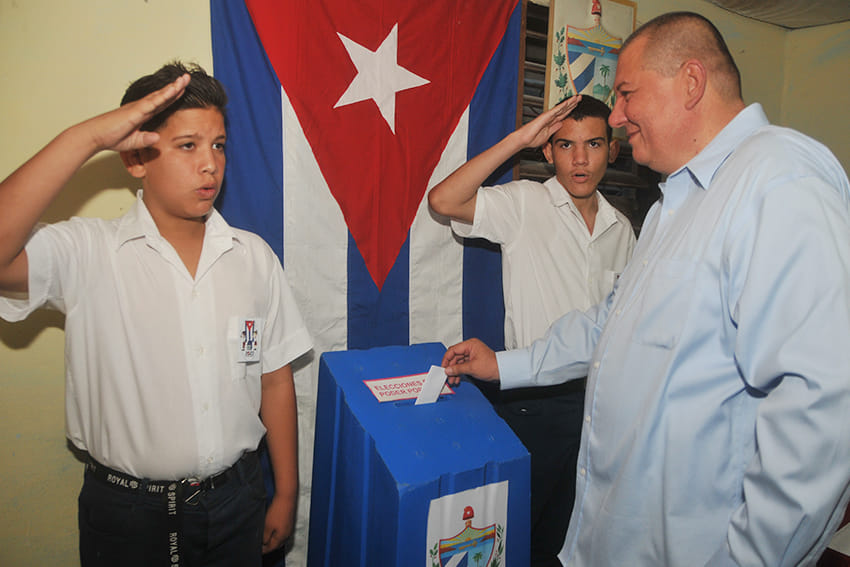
(442, 11), (850, 567)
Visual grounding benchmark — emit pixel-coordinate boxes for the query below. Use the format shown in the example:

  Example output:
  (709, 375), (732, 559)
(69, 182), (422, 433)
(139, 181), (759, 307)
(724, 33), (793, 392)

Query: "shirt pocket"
(226, 316), (264, 382)
(632, 259), (696, 349)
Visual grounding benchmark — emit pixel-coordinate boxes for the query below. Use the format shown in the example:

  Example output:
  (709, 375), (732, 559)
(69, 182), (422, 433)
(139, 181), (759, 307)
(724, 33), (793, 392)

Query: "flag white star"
(334, 23), (430, 134)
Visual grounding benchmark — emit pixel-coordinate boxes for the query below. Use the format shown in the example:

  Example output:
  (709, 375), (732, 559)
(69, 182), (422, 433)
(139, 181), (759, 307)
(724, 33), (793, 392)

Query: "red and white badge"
(238, 318), (264, 362)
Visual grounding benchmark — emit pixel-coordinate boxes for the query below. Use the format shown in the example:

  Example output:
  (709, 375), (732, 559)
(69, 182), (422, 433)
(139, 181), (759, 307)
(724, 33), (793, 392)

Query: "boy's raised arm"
(0, 74), (191, 293)
(427, 95), (580, 223)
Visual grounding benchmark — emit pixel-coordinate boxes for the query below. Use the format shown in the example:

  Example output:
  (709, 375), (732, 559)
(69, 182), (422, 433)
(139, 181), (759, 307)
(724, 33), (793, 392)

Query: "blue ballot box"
(308, 342), (530, 567)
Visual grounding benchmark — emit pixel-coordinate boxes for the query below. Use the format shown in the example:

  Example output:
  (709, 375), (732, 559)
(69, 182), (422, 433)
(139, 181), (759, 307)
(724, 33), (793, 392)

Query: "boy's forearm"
(0, 74), (190, 291)
(0, 125), (101, 287)
(427, 130), (526, 221)
(259, 365), (299, 511)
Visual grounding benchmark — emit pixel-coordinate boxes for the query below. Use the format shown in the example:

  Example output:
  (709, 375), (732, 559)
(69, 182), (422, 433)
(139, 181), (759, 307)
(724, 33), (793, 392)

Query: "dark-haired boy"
(0, 62), (312, 566)
(429, 95), (634, 566)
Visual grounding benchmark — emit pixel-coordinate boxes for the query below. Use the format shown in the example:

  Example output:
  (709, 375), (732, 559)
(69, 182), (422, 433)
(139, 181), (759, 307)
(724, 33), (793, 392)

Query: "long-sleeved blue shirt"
(498, 104), (850, 566)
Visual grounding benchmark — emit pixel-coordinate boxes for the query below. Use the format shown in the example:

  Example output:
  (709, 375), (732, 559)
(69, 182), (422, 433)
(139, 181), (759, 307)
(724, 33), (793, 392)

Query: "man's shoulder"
(736, 125), (844, 180)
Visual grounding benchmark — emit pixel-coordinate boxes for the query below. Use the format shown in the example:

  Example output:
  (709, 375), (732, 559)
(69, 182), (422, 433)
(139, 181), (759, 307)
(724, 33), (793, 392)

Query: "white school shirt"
(451, 176), (634, 348)
(0, 192), (313, 480)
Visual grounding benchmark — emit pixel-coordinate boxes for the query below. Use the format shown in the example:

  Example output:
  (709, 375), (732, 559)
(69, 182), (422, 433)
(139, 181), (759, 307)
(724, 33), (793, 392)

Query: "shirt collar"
(668, 103), (769, 191)
(114, 190), (238, 250)
(545, 176), (603, 214)
(544, 175), (621, 227)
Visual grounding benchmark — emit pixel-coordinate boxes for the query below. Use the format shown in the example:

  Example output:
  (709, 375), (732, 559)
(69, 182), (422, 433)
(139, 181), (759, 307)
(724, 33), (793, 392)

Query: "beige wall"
(782, 21), (850, 172)
(0, 1), (847, 566)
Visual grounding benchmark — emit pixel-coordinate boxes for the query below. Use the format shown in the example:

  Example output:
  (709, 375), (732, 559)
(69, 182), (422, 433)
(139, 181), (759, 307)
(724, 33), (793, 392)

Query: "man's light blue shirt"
(497, 104), (850, 566)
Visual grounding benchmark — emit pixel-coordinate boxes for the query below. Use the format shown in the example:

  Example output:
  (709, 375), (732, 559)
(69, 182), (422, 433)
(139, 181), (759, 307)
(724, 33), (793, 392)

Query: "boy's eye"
(213, 142), (226, 151)
(181, 142), (195, 150)
(589, 141), (601, 148)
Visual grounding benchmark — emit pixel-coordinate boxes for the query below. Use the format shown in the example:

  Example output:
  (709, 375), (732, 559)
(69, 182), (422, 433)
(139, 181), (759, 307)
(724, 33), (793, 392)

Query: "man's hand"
(262, 494), (295, 554)
(441, 338), (500, 386)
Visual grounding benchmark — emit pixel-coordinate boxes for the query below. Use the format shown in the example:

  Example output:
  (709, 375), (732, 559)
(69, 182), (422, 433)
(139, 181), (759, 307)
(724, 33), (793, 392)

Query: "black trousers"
(494, 379), (586, 567)
(78, 452), (266, 567)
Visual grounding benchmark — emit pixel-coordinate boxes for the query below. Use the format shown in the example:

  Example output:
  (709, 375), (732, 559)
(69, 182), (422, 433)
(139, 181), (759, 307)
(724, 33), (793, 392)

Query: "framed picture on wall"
(544, 0), (637, 110)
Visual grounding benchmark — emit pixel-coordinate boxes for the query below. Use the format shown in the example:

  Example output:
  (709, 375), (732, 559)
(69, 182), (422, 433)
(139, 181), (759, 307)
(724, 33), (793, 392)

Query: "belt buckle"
(181, 478), (202, 505)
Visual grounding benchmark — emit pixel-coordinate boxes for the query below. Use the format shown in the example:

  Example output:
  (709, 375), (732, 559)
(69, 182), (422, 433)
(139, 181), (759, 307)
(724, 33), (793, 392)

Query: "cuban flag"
(210, 1), (519, 563)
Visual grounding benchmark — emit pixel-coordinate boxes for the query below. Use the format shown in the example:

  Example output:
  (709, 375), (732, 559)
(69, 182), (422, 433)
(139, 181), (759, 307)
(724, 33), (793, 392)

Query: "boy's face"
(542, 116), (618, 202)
(125, 107), (226, 227)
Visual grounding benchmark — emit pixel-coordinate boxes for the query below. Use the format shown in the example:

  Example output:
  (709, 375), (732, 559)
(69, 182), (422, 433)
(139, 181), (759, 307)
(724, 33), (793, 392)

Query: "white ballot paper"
(415, 365), (449, 405)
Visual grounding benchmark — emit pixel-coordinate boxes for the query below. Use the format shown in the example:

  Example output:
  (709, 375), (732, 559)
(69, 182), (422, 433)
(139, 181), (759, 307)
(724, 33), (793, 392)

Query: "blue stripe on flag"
(347, 234), (410, 349)
(210, 0), (285, 262)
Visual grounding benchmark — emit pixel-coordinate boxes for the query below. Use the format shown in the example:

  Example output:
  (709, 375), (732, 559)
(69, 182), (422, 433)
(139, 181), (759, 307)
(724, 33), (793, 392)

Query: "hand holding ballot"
(441, 338), (500, 386)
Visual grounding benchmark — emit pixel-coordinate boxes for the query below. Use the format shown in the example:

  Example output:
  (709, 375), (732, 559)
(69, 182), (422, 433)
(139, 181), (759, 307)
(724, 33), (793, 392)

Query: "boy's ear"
(120, 150), (146, 179)
(607, 139), (620, 164)
(542, 142), (555, 164)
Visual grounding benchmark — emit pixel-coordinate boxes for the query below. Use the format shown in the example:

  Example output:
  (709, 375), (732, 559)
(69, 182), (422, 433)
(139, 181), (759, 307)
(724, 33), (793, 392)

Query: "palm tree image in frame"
(544, 0), (637, 110)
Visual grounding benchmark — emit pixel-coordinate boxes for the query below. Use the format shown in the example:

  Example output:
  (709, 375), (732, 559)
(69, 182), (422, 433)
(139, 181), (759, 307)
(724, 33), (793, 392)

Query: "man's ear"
(682, 59), (707, 111)
(120, 149), (146, 179)
(542, 141), (554, 164)
(607, 139), (620, 164)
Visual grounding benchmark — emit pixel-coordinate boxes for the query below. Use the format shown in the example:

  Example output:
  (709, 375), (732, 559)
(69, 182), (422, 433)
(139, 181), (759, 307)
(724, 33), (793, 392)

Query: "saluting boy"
(0, 62), (312, 567)
(429, 95), (634, 567)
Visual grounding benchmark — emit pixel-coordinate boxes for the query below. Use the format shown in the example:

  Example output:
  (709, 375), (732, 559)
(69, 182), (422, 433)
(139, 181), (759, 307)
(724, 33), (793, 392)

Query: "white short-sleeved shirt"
(451, 176), (635, 348)
(0, 192), (313, 480)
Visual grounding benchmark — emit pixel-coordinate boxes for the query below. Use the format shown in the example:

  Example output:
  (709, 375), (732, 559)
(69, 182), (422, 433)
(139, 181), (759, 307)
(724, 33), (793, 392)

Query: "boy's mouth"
(196, 186), (218, 199)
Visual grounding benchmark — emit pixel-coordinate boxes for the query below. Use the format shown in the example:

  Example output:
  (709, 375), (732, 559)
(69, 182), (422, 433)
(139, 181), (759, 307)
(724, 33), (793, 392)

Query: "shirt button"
(593, 361), (600, 369)
(580, 467), (587, 477)
(643, 259), (648, 266)
(198, 346), (206, 356)
(585, 415), (591, 423)
(192, 289), (200, 299)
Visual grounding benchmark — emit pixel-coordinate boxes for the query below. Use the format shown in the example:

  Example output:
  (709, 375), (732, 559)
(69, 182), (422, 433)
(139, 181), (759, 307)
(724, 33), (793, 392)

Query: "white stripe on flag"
(409, 107), (470, 347)
(281, 85), (348, 566)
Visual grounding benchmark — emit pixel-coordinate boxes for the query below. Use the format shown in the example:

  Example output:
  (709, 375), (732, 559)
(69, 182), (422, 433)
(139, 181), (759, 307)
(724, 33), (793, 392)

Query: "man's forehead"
(613, 39), (644, 87)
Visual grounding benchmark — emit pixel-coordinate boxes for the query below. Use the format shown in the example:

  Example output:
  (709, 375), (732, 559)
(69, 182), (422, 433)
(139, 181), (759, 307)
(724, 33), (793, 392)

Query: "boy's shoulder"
(483, 177), (549, 197)
(219, 220), (282, 264)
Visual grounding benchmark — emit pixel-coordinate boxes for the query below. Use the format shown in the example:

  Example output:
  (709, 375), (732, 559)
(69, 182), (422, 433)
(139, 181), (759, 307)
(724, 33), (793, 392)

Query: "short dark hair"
(565, 95), (613, 141)
(623, 12), (742, 100)
(548, 95), (613, 143)
(120, 61), (228, 132)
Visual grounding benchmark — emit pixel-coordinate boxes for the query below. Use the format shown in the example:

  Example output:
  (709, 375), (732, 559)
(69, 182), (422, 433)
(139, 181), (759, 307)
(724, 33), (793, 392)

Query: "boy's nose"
(573, 147), (589, 164)
(200, 153), (218, 174)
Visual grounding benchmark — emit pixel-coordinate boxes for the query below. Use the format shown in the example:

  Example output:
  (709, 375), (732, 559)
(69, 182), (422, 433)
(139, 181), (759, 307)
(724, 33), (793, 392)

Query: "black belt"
(85, 452), (256, 567)
(85, 455), (251, 504)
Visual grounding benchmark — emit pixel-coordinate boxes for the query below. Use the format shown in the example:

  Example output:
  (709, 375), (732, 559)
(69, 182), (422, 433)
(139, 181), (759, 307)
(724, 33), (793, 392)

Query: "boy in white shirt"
(429, 95), (634, 567)
(0, 62), (312, 566)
